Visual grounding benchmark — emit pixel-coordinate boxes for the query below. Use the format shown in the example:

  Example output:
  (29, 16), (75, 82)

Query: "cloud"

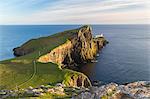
(0, 0), (150, 24)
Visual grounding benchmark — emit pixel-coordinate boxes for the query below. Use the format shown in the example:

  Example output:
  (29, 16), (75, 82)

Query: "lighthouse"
(95, 33), (104, 38)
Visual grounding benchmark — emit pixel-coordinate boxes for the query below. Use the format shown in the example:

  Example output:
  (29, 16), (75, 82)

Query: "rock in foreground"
(73, 81), (150, 99)
(1, 81), (149, 99)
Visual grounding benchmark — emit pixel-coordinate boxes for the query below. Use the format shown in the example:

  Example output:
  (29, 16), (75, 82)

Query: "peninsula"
(0, 25), (106, 98)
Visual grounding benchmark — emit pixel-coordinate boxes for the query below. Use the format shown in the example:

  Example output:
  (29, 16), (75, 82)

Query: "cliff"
(37, 25), (107, 69)
(62, 69), (92, 88)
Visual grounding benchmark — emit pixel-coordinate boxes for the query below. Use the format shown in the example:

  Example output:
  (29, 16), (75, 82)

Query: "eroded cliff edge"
(37, 25), (107, 69)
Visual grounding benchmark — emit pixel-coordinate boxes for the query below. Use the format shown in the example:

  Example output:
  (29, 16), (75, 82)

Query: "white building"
(95, 34), (104, 38)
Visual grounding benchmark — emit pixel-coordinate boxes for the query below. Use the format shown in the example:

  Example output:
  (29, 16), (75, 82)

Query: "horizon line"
(0, 23), (150, 25)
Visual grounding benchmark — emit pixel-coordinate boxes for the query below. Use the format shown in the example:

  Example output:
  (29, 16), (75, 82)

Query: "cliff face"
(62, 71), (92, 88)
(38, 40), (73, 65)
(38, 25), (107, 68)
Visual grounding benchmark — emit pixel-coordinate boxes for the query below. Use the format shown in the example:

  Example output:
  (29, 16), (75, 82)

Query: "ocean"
(0, 25), (149, 84)
(0, 25), (80, 60)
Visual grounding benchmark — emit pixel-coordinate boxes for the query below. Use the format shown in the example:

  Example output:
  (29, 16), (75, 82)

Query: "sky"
(0, 0), (150, 24)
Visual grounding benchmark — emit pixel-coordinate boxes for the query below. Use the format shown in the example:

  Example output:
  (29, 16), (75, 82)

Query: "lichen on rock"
(73, 81), (150, 99)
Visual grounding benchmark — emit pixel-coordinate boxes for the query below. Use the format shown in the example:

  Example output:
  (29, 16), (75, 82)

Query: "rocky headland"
(12, 25), (108, 88)
(14, 25), (108, 69)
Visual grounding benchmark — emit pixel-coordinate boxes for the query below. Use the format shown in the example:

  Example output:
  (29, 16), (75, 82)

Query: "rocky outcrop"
(62, 71), (92, 88)
(73, 81), (150, 99)
(13, 46), (34, 57)
(38, 25), (108, 68)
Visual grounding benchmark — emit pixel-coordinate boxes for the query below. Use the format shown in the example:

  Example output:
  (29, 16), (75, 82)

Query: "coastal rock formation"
(73, 81), (150, 99)
(38, 25), (107, 68)
(36, 25), (107, 88)
(62, 72), (92, 88)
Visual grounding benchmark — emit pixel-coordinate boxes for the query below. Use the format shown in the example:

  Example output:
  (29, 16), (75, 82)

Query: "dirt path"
(15, 60), (37, 88)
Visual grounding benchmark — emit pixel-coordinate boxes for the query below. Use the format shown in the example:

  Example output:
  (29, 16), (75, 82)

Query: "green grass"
(0, 26), (88, 90)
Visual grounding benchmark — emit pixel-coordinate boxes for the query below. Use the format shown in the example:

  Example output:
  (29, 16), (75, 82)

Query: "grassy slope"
(0, 27), (80, 90)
